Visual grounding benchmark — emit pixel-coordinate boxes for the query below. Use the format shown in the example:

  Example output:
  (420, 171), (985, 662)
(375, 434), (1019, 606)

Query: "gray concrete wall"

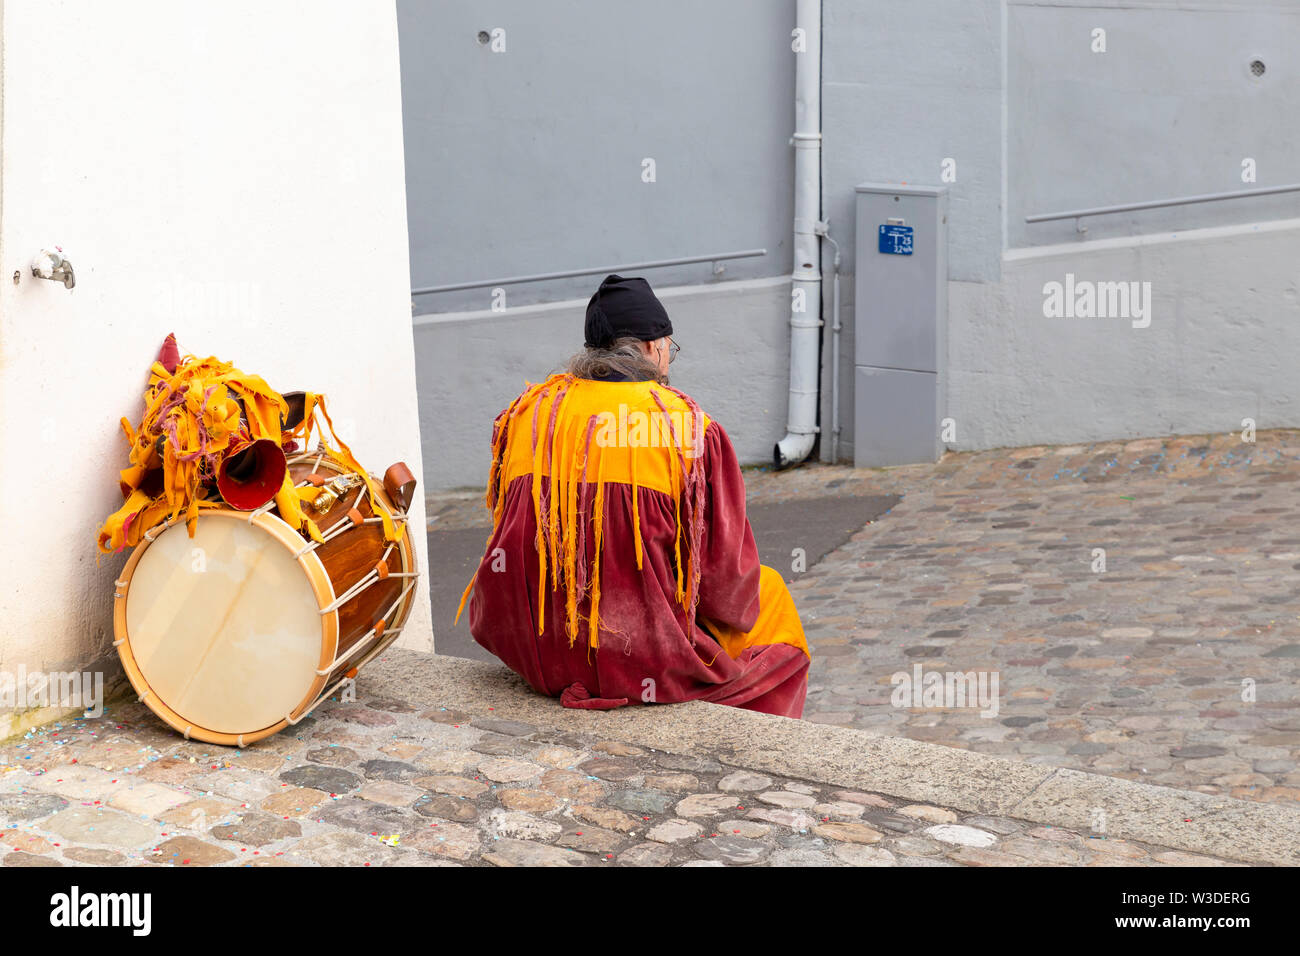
(414, 277), (791, 491)
(821, 0), (1300, 465)
(949, 218), (1300, 451)
(821, 0), (1004, 284)
(820, 0), (1003, 464)
(402, 1), (1300, 486)
(1007, 1), (1300, 248)
(398, 0), (796, 316)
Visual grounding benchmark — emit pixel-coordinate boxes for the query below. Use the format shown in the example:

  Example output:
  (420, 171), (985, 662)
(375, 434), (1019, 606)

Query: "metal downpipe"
(774, 0), (822, 470)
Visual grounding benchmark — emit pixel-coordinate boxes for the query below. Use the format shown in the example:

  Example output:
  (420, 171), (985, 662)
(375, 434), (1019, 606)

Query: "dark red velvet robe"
(457, 373), (809, 718)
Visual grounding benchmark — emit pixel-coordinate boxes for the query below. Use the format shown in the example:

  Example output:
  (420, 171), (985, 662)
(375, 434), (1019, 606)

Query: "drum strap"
(383, 462), (417, 512)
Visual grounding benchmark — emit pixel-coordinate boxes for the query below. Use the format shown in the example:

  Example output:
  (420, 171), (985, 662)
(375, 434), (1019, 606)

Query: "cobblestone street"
(0, 696), (1247, 867)
(753, 430), (1300, 808)
(425, 428), (1300, 811)
(5, 430), (1296, 867)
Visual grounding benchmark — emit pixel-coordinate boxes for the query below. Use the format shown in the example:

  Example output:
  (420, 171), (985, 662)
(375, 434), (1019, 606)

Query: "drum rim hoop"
(112, 509), (338, 746)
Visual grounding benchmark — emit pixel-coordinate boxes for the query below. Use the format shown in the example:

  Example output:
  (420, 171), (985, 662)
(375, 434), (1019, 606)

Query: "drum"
(112, 447), (419, 747)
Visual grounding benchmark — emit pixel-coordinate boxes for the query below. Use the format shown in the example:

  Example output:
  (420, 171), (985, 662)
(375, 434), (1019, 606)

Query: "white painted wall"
(0, 0), (433, 734)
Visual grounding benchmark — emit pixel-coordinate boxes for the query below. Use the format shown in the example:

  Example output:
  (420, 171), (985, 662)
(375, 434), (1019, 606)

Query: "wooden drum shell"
(289, 456), (416, 683)
(112, 452), (416, 748)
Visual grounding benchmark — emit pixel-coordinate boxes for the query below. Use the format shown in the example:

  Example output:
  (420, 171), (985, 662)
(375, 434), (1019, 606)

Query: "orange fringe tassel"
(454, 372), (708, 654)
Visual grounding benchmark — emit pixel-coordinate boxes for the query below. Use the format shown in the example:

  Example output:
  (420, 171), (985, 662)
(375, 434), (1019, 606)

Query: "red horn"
(157, 332), (180, 374)
(216, 438), (287, 510)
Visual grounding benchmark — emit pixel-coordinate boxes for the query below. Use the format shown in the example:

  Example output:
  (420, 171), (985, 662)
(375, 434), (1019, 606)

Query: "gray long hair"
(562, 335), (666, 384)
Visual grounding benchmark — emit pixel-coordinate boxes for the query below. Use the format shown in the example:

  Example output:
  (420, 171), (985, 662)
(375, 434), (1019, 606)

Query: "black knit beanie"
(584, 274), (673, 349)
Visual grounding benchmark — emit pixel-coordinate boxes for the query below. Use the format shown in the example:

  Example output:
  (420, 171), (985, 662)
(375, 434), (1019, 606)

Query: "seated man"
(455, 274), (810, 718)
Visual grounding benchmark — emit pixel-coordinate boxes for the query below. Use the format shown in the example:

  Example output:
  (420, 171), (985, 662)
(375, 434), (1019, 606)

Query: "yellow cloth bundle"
(97, 340), (403, 554)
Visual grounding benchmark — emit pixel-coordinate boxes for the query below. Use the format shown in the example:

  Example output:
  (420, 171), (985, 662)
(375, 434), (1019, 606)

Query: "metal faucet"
(31, 248), (75, 289)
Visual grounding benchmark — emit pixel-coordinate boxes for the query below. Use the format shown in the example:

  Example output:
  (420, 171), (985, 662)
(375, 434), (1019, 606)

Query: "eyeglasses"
(664, 339), (680, 363)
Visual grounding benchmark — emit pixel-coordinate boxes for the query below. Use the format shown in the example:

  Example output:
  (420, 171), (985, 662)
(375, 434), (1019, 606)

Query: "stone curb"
(367, 648), (1300, 866)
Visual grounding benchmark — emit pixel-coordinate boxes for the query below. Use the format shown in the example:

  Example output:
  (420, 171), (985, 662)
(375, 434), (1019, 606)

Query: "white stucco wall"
(0, 0), (433, 734)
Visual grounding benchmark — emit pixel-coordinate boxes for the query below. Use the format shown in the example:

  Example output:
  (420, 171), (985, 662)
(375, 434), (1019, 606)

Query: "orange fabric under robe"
(456, 372), (810, 718)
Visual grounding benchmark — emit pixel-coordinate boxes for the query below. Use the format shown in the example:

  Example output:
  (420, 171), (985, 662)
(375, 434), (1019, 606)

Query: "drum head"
(123, 514), (328, 735)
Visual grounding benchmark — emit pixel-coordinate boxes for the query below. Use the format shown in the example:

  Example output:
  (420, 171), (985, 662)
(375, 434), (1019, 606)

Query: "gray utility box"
(853, 182), (948, 468)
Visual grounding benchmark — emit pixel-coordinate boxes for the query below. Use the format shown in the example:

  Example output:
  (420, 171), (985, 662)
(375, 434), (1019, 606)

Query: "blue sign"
(878, 224), (913, 255)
